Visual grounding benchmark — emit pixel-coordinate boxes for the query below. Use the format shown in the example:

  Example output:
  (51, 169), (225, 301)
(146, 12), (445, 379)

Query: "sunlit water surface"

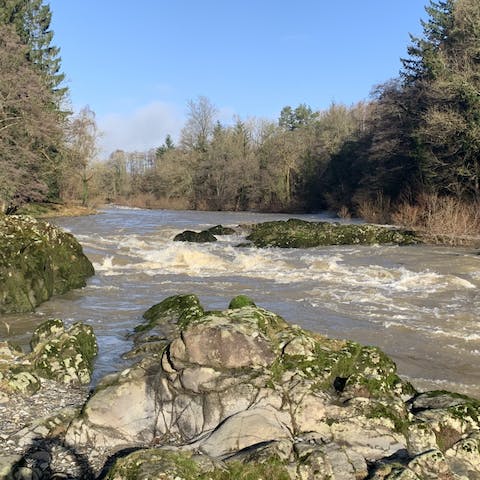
(3, 207), (480, 398)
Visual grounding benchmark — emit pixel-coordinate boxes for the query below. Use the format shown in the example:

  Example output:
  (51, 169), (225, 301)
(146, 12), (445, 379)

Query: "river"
(3, 206), (480, 398)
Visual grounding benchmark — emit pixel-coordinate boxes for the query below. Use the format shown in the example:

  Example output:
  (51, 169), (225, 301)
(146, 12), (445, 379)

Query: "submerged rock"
(0, 215), (94, 313)
(207, 224), (236, 235)
(173, 230), (217, 242)
(246, 218), (420, 248)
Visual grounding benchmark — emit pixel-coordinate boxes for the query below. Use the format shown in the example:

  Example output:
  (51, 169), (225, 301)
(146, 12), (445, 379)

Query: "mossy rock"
(104, 449), (290, 480)
(228, 295), (256, 309)
(246, 218), (420, 248)
(28, 319), (98, 385)
(135, 294), (205, 336)
(207, 224), (236, 235)
(173, 230), (217, 242)
(0, 215), (94, 313)
(270, 329), (412, 398)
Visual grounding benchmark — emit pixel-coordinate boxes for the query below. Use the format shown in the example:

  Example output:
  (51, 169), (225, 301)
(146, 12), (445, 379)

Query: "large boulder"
(246, 218), (419, 248)
(65, 295), (480, 479)
(0, 215), (94, 313)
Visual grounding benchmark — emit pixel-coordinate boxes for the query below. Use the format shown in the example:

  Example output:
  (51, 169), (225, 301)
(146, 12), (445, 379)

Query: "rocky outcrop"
(0, 318), (97, 396)
(0, 215), (94, 313)
(63, 294), (480, 479)
(246, 218), (419, 248)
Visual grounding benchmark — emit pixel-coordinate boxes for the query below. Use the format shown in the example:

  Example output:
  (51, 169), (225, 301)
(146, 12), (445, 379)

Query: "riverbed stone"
(246, 218), (420, 248)
(133, 294), (204, 342)
(0, 215), (94, 313)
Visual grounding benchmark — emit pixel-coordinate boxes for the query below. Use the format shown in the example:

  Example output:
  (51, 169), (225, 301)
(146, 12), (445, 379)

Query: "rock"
(104, 449), (290, 480)
(0, 215), (94, 313)
(0, 319), (97, 394)
(134, 294), (204, 338)
(228, 294), (256, 309)
(28, 319), (97, 385)
(246, 218), (420, 248)
(63, 295), (480, 479)
(207, 224), (236, 235)
(173, 230), (217, 242)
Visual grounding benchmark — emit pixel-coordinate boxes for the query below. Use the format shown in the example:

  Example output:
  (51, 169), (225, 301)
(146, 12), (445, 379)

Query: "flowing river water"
(3, 206), (480, 398)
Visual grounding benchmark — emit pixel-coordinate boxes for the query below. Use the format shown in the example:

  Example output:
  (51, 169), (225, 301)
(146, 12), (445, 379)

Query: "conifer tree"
(0, 0), (66, 103)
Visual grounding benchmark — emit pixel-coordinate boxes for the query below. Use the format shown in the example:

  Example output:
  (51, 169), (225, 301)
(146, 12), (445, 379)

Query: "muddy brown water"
(2, 206), (480, 398)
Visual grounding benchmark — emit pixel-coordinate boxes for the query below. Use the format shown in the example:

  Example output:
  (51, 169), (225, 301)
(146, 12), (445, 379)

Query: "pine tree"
(401, 0), (455, 83)
(0, 0), (66, 103)
(401, 0), (480, 199)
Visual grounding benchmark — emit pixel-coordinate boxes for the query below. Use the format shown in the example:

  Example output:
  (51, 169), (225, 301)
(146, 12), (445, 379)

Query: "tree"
(279, 103), (317, 131)
(402, 0), (480, 199)
(0, 25), (63, 212)
(180, 96), (217, 152)
(63, 106), (99, 206)
(0, 0), (66, 101)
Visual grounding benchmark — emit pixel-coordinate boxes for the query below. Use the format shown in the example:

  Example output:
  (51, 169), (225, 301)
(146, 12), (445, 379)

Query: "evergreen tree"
(0, 0), (66, 101)
(402, 0), (480, 199)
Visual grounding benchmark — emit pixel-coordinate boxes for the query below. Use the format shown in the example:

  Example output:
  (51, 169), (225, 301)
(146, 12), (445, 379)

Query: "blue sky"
(48, 1), (428, 157)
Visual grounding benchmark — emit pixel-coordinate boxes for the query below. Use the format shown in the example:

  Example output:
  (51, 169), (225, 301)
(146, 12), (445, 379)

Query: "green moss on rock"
(0, 215), (94, 313)
(173, 230), (217, 242)
(228, 295), (256, 309)
(29, 319), (98, 384)
(246, 218), (419, 248)
(137, 294), (205, 334)
(105, 449), (290, 480)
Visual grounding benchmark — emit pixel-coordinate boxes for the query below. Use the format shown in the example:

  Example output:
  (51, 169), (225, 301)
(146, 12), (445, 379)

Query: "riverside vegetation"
(2, 294), (480, 479)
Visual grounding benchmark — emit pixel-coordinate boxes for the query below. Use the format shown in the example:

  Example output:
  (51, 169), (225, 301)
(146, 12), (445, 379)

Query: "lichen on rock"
(0, 318), (97, 395)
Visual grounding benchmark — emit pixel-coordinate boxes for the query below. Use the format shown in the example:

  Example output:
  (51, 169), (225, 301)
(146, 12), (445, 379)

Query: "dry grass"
(337, 205), (352, 220)
(392, 193), (480, 245)
(356, 193), (392, 224)
(115, 194), (190, 210)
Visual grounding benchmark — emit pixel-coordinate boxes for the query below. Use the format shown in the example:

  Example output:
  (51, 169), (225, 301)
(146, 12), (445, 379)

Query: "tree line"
(2, 0), (480, 226)
(89, 0), (480, 219)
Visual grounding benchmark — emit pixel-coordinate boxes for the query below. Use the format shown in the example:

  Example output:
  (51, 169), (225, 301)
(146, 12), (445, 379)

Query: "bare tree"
(180, 96), (218, 152)
(63, 106), (100, 206)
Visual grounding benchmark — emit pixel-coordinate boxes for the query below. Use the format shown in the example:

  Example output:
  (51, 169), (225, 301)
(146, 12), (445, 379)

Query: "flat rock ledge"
(47, 295), (480, 479)
(245, 218), (419, 248)
(0, 215), (94, 313)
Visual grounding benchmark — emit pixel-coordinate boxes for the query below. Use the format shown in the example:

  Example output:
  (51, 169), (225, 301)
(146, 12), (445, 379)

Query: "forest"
(1, 0), (480, 241)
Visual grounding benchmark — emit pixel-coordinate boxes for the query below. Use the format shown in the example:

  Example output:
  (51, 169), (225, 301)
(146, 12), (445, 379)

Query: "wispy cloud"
(97, 101), (184, 158)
